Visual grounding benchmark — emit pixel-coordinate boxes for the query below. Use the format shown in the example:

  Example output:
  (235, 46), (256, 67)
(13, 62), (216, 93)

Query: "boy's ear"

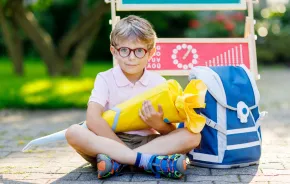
(148, 47), (156, 60)
(110, 45), (116, 55)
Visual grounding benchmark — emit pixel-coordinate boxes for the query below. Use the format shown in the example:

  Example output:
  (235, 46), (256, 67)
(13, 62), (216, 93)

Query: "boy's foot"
(145, 154), (187, 179)
(96, 154), (125, 179)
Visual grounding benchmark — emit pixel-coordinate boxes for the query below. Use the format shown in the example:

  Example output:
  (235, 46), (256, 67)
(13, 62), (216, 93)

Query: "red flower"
(189, 19), (200, 29)
(231, 12), (245, 22)
(215, 13), (226, 22)
(224, 21), (235, 31)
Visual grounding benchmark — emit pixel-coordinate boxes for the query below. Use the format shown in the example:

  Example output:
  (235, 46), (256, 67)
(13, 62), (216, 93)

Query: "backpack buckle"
(237, 101), (249, 123)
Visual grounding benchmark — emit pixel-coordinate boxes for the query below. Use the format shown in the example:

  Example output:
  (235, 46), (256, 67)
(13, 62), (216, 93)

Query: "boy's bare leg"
(134, 128), (201, 155)
(65, 124), (137, 165)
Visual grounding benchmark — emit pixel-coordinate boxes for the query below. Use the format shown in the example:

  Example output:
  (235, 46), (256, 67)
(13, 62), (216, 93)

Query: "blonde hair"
(110, 15), (157, 50)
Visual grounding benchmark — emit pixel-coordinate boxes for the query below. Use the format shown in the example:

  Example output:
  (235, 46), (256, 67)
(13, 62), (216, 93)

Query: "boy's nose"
(128, 51), (136, 60)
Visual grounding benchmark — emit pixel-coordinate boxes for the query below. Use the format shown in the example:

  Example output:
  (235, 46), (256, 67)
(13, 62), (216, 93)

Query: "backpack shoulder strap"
(202, 114), (227, 135)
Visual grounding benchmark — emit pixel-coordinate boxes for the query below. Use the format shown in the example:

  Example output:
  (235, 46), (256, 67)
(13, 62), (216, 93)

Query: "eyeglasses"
(114, 47), (148, 59)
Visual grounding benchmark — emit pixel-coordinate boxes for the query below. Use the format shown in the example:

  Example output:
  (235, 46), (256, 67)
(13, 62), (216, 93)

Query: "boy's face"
(110, 39), (155, 76)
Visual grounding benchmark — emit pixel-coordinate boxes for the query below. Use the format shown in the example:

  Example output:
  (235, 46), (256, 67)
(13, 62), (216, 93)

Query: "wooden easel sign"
(117, 0), (247, 11)
(110, 0), (259, 78)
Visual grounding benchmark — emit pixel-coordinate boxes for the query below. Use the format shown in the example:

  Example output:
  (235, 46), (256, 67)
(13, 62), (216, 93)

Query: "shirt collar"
(113, 65), (150, 87)
(138, 69), (150, 86)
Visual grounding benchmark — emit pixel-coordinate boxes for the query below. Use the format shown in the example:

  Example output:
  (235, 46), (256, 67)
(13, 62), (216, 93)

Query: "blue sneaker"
(96, 154), (125, 179)
(145, 154), (187, 179)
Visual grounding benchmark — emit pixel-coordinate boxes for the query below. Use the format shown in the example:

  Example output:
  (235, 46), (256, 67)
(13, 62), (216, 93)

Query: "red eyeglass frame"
(113, 46), (149, 59)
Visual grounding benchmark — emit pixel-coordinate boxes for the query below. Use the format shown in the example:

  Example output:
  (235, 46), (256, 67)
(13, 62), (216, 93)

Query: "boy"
(65, 15), (201, 179)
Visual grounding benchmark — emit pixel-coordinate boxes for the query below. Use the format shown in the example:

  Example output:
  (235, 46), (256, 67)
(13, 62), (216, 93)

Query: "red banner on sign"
(147, 42), (250, 70)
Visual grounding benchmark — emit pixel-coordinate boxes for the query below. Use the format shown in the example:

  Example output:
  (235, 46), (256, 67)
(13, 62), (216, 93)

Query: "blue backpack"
(186, 65), (265, 168)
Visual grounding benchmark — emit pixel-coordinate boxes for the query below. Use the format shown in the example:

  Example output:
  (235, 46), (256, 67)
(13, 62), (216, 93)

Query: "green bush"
(185, 12), (246, 38)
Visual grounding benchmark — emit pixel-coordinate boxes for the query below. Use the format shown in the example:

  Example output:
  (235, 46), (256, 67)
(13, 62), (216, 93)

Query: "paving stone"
(1, 158), (49, 165)
(0, 166), (60, 174)
(6, 151), (58, 159)
(213, 183), (252, 184)
(0, 162), (43, 168)
(56, 166), (95, 174)
(104, 182), (157, 184)
(259, 158), (282, 164)
(49, 179), (102, 184)
(23, 172), (81, 180)
(131, 173), (185, 182)
(261, 153), (278, 159)
(1, 174), (30, 180)
(77, 172), (100, 181)
(280, 158), (290, 163)
(42, 160), (86, 168)
(277, 154), (290, 158)
(262, 169), (290, 176)
(0, 179), (50, 184)
(283, 164), (290, 169)
(187, 166), (211, 175)
(186, 175), (240, 183)
(263, 147), (290, 154)
(211, 166), (262, 176)
(69, 155), (88, 162)
(258, 163), (285, 169)
(24, 167), (61, 174)
(0, 167), (14, 174)
(0, 147), (22, 152)
(240, 175), (290, 182)
(160, 181), (213, 184)
(0, 152), (11, 158)
(214, 182), (268, 184)
(98, 174), (132, 182)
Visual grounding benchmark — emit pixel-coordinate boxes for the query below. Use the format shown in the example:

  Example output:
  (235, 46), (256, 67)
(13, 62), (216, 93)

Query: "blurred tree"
(0, 0), (109, 76)
(256, 4), (290, 67)
(0, 0), (24, 76)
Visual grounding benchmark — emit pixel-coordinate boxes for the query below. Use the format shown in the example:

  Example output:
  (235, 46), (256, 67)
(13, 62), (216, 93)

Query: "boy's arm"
(86, 102), (126, 145)
(152, 120), (176, 135)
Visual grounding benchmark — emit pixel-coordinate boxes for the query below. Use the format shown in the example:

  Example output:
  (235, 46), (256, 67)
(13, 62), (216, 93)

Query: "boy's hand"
(139, 100), (166, 129)
(139, 100), (176, 135)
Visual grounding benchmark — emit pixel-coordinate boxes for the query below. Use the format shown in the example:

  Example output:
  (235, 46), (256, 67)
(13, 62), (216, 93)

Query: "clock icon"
(171, 44), (199, 70)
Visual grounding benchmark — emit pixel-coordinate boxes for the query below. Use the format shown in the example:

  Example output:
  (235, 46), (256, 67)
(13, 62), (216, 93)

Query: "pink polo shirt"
(88, 65), (166, 136)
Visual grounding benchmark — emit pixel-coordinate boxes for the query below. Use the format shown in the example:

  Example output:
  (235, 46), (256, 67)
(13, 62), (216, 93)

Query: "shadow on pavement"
(48, 161), (259, 183)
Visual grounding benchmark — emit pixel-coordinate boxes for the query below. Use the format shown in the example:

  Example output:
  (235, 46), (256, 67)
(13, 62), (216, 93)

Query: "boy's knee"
(66, 124), (82, 146)
(183, 130), (201, 149)
(191, 133), (201, 148)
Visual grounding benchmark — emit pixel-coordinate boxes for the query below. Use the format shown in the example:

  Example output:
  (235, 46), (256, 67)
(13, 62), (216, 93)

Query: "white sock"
(134, 152), (153, 170)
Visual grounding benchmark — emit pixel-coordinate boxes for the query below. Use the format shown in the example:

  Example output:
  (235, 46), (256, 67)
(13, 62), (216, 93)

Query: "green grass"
(0, 58), (112, 109)
(0, 57), (281, 109)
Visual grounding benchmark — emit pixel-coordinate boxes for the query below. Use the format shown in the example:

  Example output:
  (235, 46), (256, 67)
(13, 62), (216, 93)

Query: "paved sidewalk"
(0, 68), (290, 184)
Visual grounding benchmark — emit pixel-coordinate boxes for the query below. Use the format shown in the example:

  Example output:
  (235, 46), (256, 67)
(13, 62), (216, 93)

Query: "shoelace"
(153, 155), (177, 175)
(112, 161), (126, 175)
(166, 156), (175, 173)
